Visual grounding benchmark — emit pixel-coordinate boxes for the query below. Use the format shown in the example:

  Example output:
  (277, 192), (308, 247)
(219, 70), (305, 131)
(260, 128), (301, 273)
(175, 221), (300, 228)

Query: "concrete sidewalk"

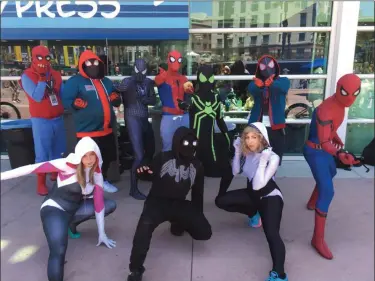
(1, 160), (374, 281)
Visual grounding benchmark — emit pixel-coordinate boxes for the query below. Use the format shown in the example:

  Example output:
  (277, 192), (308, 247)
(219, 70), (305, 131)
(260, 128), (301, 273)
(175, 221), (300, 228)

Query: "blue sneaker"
(266, 271), (288, 281)
(248, 211), (262, 228)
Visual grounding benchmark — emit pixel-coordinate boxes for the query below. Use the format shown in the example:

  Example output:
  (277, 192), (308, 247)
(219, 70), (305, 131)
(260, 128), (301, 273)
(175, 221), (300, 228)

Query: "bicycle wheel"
(285, 103), (310, 119)
(0, 102), (22, 120)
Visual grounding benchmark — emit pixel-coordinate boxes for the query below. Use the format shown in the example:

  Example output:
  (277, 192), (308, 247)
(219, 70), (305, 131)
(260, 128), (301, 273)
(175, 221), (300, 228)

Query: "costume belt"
(306, 140), (322, 150)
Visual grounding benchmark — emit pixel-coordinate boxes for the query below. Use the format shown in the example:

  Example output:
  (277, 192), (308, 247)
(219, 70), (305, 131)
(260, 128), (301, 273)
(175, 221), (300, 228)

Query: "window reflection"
(354, 32), (374, 74)
(346, 123), (374, 154)
(348, 79), (375, 120)
(190, 1), (332, 28)
(190, 32), (330, 74)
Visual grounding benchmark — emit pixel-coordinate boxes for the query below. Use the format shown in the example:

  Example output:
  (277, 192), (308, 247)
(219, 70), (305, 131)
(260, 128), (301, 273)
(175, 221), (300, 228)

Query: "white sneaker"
(103, 181), (118, 193)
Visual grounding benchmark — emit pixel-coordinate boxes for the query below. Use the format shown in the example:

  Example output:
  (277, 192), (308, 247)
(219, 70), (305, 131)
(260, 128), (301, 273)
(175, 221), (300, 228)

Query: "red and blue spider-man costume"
(303, 73), (361, 260)
(155, 50), (194, 151)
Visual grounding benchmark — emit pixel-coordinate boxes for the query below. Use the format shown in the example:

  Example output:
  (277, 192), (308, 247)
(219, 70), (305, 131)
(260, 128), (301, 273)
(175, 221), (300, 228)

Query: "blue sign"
(1, 1), (189, 40)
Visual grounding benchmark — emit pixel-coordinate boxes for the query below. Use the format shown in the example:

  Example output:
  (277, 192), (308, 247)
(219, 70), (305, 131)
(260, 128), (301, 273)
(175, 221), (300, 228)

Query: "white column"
(324, 1), (360, 144)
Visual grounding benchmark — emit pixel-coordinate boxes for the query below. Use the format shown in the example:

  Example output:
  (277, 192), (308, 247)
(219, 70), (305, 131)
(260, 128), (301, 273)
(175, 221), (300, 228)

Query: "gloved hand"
(259, 147), (273, 165)
(177, 98), (190, 111)
(156, 67), (168, 83)
(73, 98), (87, 109)
(337, 150), (361, 166)
(97, 233), (116, 249)
(265, 74), (275, 87)
(183, 81), (194, 94)
(233, 137), (241, 155)
(332, 134), (344, 149)
(254, 78), (264, 88)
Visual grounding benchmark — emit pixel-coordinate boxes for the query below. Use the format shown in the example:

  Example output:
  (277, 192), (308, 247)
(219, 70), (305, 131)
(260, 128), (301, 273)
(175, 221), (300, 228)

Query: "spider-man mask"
(31, 46), (51, 75)
(179, 133), (198, 159)
(133, 58), (147, 82)
(197, 65), (215, 96)
(257, 56), (279, 81)
(335, 73), (361, 107)
(167, 50), (183, 72)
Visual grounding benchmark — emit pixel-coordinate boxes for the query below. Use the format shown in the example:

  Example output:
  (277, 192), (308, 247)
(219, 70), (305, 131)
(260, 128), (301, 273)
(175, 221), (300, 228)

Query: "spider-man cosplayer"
(248, 55), (290, 163)
(20, 45), (66, 196)
(155, 50), (194, 151)
(303, 73), (361, 260)
(62, 50), (121, 193)
(189, 65), (233, 196)
(115, 59), (157, 200)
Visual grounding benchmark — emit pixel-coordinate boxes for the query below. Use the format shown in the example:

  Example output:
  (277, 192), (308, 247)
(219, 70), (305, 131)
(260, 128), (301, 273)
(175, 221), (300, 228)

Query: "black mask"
(82, 58), (105, 79)
(179, 134), (198, 159)
(132, 58), (147, 83)
(197, 65), (215, 98)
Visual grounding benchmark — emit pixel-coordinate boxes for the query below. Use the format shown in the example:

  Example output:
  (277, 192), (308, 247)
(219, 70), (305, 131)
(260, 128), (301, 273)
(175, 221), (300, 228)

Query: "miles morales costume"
(127, 127), (212, 281)
(304, 73), (361, 260)
(248, 55), (290, 163)
(62, 50), (121, 193)
(155, 50), (194, 151)
(189, 65), (234, 197)
(20, 45), (66, 196)
(115, 59), (157, 200)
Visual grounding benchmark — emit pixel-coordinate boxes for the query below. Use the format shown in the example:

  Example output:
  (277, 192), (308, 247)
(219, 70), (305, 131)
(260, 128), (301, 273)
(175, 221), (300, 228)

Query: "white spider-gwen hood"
(248, 122), (270, 147)
(66, 137), (103, 169)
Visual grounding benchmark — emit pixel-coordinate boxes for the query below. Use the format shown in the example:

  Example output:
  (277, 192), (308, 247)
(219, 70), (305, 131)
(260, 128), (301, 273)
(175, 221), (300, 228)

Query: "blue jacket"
(62, 75), (116, 138)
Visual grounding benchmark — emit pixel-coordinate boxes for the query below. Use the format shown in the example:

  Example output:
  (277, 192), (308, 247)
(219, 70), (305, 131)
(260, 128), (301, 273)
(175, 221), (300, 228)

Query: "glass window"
(190, 32), (330, 74)
(354, 32), (374, 74)
(358, 1), (374, 26)
(190, 1), (332, 28)
(348, 79), (375, 120)
(345, 123), (374, 155)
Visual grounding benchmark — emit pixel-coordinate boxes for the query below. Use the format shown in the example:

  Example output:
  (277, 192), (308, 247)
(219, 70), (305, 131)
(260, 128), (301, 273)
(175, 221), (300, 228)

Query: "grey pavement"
(1, 160), (374, 281)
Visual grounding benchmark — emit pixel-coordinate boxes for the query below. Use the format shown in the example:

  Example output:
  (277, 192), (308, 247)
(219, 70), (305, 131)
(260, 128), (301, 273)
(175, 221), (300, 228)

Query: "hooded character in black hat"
(188, 65), (234, 197)
(127, 127), (212, 281)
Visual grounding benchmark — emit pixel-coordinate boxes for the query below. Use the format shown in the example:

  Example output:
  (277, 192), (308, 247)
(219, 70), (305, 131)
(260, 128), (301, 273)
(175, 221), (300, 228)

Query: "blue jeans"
(31, 116), (66, 163)
(160, 113), (189, 152)
(126, 115), (155, 192)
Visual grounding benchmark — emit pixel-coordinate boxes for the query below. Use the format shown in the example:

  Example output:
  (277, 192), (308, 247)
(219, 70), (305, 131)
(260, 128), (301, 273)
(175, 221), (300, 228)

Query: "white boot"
(103, 181), (118, 193)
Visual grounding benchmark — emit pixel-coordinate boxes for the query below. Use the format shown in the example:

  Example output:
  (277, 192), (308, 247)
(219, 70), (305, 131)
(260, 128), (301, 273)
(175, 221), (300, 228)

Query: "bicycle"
(0, 101), (22, 120)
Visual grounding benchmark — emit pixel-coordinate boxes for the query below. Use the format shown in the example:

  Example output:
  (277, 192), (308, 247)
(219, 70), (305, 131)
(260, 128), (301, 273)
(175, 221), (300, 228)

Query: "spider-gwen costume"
(304, 73), (361, 260)
(115, 59), (157, 200)
(189, 65), (233, 195)
(20, 45), (66, 196)
(1, 137), (116, 281)
(248, 55), (290, 163)
(62, 50), (121, 193)
(127, 127), (211, 281)
(155, 50), (194, 151)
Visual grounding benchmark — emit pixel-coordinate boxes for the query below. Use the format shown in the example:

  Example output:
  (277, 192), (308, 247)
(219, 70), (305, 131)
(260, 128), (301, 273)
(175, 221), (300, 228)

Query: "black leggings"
(129, 197), (212, 272)
(215, 189), (286, 276)
(40, 199), (116, 281)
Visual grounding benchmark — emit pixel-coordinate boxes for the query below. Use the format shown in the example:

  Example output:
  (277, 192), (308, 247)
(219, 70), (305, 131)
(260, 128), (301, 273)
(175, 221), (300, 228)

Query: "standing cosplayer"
(115, 59), (157, 200)
(1, 137), (116, 281)
(189, 65), (233, 196)
(304, 73), (361, 259)
(62, 50), (121, 193)
(20, 45), (66, 196)
(155, 50), (194, 151)
(127, 127), (212, 281)
(248, 55), (290, 163)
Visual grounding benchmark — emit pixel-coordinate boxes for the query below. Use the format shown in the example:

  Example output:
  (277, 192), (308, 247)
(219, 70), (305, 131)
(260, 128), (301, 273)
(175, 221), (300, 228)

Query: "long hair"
(76, 160), (98, 191)
(240, 126), (268, 155)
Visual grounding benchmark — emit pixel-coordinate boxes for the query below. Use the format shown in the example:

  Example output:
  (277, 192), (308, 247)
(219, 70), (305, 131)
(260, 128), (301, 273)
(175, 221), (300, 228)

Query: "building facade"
(1, 1), (374, 156)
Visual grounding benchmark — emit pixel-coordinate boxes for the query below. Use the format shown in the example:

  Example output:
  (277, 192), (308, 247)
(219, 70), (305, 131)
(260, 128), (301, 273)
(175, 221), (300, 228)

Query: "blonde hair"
(76, 160), (98, 191)
(240, 126), (268, 155)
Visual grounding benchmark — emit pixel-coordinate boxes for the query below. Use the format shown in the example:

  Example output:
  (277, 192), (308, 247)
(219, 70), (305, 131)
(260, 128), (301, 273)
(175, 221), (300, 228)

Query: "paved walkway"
(1, 160), (374, 281)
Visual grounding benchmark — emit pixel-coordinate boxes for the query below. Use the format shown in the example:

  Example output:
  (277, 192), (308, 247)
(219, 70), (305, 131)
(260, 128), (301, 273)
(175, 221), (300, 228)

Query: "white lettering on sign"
(154, 1), (165, 7)
(0, 0), (121, 19)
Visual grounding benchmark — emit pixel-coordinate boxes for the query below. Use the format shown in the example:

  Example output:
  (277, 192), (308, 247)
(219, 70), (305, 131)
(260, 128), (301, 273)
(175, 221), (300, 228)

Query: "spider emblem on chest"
(191, 95), (220, 138)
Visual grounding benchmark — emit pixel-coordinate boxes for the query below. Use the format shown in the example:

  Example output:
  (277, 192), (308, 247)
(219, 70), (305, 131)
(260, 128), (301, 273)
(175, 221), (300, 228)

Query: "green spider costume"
(189, 65), (233, 195)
